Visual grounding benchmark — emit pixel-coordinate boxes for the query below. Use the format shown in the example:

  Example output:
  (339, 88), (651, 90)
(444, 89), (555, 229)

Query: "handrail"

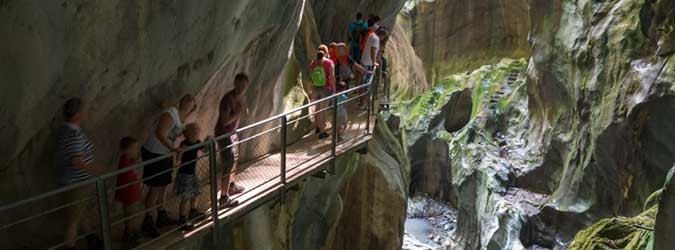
(1, 65), (381, 250)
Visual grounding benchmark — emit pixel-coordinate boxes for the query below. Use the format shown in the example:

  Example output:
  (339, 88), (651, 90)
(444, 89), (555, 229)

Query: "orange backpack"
(334, 43), (350, 65)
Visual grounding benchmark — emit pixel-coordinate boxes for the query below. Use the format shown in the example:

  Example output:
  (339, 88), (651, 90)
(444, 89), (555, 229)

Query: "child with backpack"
(309, 50), (336, 139)
(114, 137), (143, 245)
(174, 123), (208, 231)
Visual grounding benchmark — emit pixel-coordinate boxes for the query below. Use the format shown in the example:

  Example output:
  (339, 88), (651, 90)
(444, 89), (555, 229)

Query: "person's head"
(119, 136), (140, 160)
(318, 44), (329, 56)
(336, 81), (347, 92)
(63, 97), (87, 123)
(183, 123), (200, 142)
(316, 50), (325, 61)
(368, 15), (381, 29)
(234, 73), (249, 97)
(178, 94), (197, 116)
(376, 28), (388, 40)
(356, 12), (363, 21)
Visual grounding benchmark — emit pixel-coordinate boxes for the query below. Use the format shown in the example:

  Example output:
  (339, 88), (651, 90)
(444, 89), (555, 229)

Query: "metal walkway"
(0, 75), (381, 250)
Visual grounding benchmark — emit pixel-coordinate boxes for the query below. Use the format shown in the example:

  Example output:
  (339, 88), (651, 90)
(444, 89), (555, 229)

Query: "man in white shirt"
(360, 28), (388, 86)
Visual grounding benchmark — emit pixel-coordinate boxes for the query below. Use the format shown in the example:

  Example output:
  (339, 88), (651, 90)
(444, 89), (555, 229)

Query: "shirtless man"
(215, 73), (249, 207)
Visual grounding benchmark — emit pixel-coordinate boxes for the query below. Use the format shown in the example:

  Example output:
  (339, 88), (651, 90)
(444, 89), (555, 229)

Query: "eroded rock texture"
(402, 0), (531, 83)
(527, 0), (675, 246)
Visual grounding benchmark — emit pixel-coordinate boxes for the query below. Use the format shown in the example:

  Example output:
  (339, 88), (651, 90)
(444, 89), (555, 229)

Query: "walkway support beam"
(96, 180), (112, 250)
(280, 115), (288, 202)
(331, 96), (338, 174)
(208, 140), (221, 247)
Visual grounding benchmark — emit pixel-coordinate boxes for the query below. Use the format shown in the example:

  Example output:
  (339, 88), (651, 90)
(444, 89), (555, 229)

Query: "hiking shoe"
(228, 182), (245, 196)
(178, 217), (194, 231)
(189, 209), (206, 221)
(219, 196), (239, 208)
(318, 132), (329, 139)
(141, 215), (160, 237)
(86, 234), (103, 250)
(156, 210), (177, 227)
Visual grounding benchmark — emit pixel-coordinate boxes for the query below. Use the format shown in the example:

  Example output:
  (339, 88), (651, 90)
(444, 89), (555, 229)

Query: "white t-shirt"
(361, 34), (380, 66)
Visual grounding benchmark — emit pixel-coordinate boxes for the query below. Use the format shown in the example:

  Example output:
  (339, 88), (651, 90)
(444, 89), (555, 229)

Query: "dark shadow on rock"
(429, 88), (473, 133)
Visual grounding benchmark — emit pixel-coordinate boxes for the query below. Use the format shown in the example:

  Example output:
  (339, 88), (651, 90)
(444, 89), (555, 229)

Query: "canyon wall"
(527, 0), (675, 244)
(402, 0), (531, 84)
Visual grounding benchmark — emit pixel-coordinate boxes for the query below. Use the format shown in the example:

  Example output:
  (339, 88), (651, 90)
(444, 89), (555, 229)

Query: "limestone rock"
(429, 88), (472, 133)
(402, 0), (531, 83)
(654, 166), (675, 250)
(408, 134), (455, 205)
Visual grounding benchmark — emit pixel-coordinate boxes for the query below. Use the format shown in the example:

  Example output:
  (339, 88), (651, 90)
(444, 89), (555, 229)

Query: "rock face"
(402, 0), (531, 83)
(655, 166), (675, 249)
(408, 134), (454, 204)
(527, 1), (675, 245)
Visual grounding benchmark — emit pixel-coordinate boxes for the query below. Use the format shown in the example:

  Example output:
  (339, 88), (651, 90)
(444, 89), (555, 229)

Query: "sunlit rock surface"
(401, 0), (531, 83)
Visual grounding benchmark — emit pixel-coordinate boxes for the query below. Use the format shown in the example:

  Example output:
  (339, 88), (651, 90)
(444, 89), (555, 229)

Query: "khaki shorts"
(64, 183), (98, 229)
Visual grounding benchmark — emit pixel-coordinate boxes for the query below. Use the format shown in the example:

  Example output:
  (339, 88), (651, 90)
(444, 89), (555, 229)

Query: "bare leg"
(179, 200), (188, 218)
(145, 187), (160, 214)
(64, 218), (79, 248)
(190, 198), (197, 210)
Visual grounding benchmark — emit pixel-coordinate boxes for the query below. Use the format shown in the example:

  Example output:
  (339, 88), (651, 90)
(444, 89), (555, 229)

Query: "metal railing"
(0, 74), (380, 250)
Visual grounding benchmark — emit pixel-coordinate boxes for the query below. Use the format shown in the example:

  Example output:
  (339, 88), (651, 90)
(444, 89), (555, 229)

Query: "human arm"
(156, 113), (183, 152)
(351, 61), (372, 75)
(370, 46), (378, 67)
(330, 62), (337, 93)
(71, 156), (105, 175)
(219, 99), (241, 128)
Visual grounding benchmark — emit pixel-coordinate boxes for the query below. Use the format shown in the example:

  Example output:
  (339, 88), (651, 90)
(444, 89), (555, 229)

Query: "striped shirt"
(57, 123), (95, 184)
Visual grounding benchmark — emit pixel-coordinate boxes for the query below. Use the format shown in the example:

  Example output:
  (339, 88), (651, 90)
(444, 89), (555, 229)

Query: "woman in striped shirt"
(57, 98), (105, 250)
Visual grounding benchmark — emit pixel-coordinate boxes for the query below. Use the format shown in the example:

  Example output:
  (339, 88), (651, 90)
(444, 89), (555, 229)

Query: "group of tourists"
(57, 74), (249, 249)
(55, 11), (390, 250)
(309, 13), (388, 141)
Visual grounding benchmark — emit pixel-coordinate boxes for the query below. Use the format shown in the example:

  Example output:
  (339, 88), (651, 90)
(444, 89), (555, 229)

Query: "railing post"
(365, 78), (373, 135)
(207, 140), (221, 246)
(95, 180), (112, 250)
(280, 115), (287, 201)
(331, 95), (338, 174)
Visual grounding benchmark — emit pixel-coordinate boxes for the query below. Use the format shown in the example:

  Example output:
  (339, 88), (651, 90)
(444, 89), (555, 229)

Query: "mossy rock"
(568, 190), (661, 250)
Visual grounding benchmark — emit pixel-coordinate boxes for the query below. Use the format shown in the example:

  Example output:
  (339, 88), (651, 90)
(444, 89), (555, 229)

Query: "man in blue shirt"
(348, 12), (368, 63)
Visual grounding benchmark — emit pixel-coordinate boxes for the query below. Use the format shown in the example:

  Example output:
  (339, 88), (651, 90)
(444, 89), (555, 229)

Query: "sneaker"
(156, 210), (177, 227)
(86, 234), (103, 250)
(141, 215), (160, 237)
(189, 209), (205, 221)
(218, 196), (239, 208)
(228, 182), (245, 196)
(178, 216), (194, 231)
(318, 132), (329, 139)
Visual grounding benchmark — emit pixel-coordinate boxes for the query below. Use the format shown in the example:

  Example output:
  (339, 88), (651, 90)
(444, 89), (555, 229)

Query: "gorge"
(1, 0), (674, 250)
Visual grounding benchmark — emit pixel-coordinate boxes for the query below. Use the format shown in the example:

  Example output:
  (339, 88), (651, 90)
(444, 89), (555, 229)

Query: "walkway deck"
(135, 109), (373, 250)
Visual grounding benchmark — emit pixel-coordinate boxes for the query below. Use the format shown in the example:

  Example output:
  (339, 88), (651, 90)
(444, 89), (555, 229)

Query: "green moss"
(569, 189), (661, 250)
